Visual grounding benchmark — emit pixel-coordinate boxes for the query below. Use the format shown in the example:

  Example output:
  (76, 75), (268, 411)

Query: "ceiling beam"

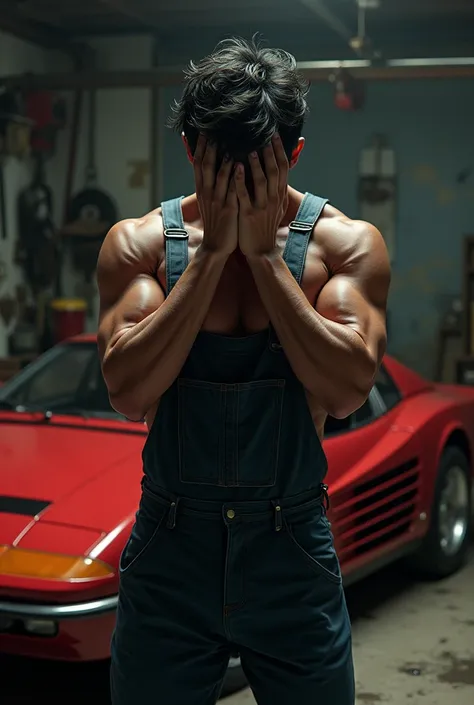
(0, 68), (182, 90)
(2, 60), (474, 92)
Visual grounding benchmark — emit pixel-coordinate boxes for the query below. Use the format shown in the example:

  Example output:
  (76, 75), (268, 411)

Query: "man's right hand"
(193, 135), (238, 256)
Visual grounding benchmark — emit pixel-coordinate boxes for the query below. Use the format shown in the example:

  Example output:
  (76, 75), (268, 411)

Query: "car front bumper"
(0, 595), (118, 661)
(0, 594), (118, 620)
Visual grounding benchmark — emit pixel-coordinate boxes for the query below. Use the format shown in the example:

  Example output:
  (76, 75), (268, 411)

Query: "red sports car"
(0, 335), (472, 691)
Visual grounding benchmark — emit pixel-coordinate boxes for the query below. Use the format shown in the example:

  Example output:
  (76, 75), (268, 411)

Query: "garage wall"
(0, 31), (72, 356)
(0, 34), (154, 350)
(2, 33), (473, 377)
(68, 36), (153, 214)
(59, 36), (153, 331)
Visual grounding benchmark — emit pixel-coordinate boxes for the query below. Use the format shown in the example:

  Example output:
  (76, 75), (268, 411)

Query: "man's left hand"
(234, 134), (289, 259)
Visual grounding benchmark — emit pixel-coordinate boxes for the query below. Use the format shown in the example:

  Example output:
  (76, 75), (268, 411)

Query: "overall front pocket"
(178, 378), (285, 487)
(119, 500), (167, 577)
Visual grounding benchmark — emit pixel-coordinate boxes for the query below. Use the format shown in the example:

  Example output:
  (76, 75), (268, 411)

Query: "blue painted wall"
(161, 78), (474, 378)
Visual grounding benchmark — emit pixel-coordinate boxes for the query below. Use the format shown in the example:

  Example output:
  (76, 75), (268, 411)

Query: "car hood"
(0, 416), (145, 543)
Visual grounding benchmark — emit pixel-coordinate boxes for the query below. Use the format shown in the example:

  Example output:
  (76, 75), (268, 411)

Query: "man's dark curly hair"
(169, 36), (309, 165)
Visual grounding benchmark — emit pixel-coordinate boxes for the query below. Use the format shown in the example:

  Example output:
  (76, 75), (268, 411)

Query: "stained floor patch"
(357, 693), (384, 703)
(438, 652), (474, 686)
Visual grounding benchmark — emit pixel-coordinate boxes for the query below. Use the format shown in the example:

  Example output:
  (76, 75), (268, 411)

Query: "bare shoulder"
(98, 209), (165, 280)
(315, 203), (390, 276)
(96, 210), (166, 321)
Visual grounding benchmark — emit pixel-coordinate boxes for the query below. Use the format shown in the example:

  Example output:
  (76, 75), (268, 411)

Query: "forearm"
(103, 245), (228, 419)
(248, 252), (378, 417)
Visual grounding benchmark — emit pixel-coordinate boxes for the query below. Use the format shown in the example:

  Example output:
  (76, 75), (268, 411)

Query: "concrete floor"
(224, 552), (474, 705)
(1, 552), (473, 704)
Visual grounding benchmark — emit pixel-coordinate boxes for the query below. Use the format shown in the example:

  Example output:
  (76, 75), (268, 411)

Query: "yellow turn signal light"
(0, 546), (115, 581)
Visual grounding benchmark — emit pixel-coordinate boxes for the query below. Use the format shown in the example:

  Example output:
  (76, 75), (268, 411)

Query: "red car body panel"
(1, 612), (117, 661)
(1, 337), (473, 661)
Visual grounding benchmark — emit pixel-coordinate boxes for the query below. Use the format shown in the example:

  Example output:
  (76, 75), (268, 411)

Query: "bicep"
(315, 230), (390, 363)
(96, 225), (165, 361)
(98, 275), (165, 359)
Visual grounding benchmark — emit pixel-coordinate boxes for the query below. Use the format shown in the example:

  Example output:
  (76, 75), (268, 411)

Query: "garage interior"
(0, 0), (473, 381)
(0, 1), (473, 704)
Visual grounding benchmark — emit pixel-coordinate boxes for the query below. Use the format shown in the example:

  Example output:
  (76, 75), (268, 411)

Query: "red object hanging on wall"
(332, 69), (365, 111)
(24, 91), (67, 154)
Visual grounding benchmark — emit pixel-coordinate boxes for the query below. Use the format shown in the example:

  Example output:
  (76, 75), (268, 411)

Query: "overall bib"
(111, 193), (355, 705)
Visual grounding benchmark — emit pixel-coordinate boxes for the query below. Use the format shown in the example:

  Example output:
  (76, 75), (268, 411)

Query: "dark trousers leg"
(229, 505), (355, 705)
(110, 496), (229, 705)
(241, 630), (354, 705)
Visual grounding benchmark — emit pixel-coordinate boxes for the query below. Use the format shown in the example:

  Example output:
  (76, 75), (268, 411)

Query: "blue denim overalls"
(111, 193), (354, 705)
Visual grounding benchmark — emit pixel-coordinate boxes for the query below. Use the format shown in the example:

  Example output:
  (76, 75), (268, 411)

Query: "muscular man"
(98, 37), (389, 705)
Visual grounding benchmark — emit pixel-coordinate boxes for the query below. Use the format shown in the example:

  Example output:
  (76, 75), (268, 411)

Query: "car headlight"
(0, 546), (114, 581)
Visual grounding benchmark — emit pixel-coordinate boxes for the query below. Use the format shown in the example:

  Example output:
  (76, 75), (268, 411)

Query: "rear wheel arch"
(433, 421), (471, 475)
(419, 423), (471, 512)
(443, 427), (471, 465)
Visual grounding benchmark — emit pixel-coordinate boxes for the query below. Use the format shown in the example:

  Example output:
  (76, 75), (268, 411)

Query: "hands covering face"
(193, 133), (289, 258)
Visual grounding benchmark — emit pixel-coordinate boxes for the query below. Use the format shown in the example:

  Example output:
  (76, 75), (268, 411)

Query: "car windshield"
(0, 342), (124, 420)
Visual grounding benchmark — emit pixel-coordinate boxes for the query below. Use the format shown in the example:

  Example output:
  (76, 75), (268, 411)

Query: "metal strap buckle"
(321, 483), (330, 510)
(164, 228), (188, 239)
(289, 220), (313, 233)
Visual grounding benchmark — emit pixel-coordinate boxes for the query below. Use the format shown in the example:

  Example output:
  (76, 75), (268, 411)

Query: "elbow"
(326, 392), (368, 420)
(322, 358), (377, 420)
(109, 390), (146, 422)
(103, 356), (165, 421)
(102, 358), (146, 422)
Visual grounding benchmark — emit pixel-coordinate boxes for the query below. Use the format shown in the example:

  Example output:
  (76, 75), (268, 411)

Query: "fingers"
(262, 141), (279, 198)
(214, 154), (234, 204)
(192, 134), (207, 194)
(272, 133), (289, 194)
(201, 140), (217, 193)
(226, 169), (238, 210)
(248, 133), (288, 204)
(234, 164), (252, 211)
(248, 151), (267, 208)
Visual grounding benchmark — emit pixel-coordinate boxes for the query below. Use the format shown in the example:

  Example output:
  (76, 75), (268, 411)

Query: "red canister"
(51, 298), (87, 343)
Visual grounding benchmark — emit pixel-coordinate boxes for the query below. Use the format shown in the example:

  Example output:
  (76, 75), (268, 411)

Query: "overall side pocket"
(284, 505), (342, 584)
(119, 498), (167, 578)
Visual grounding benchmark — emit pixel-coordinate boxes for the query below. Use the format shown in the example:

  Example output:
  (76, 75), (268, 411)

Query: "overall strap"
(268, 193), (328, 351)
(161, 197), (189, 295)
(283, 193), (328, 285)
